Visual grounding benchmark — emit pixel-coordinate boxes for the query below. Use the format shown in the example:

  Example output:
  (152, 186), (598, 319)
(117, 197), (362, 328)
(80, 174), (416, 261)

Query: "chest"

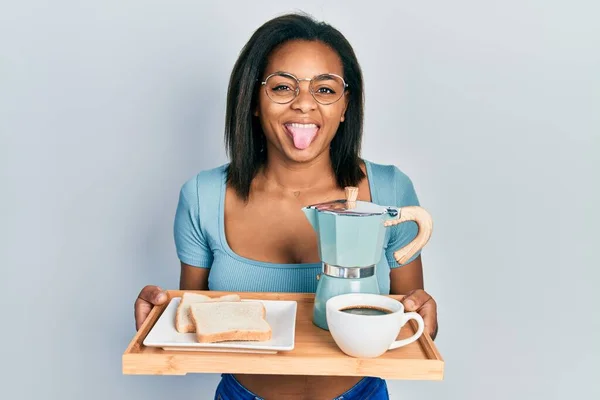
(223, 182), (371, 265)
(224, 191), (321, 264)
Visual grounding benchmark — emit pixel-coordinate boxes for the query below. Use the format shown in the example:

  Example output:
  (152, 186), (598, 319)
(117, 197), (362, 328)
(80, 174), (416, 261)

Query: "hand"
(401, 289), (438, 340)
(134, 285), (168, 331)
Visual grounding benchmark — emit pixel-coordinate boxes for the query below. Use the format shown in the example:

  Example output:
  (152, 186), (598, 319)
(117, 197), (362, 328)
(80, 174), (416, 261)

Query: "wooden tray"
(123, 290), (444, 380)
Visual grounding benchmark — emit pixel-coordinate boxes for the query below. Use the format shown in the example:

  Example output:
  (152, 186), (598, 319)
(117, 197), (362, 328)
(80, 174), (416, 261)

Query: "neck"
(260, 150), (336, 192)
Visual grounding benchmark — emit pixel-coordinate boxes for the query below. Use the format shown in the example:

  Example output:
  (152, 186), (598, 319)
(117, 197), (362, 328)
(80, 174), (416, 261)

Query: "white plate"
(143, 298), (297, 354)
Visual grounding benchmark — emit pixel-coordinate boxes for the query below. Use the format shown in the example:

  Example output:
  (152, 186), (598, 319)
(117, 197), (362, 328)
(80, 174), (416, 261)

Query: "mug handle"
(384, 206), (433, 265)
(388, 312), (425, 350)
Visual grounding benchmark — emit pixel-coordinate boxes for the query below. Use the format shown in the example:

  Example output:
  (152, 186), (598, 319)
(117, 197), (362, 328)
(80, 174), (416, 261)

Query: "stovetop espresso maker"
(302, 187), (433, 330)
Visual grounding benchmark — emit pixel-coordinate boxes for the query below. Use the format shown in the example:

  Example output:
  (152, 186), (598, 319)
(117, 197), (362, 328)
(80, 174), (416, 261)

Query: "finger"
(134, 298), (153, 331)
(401, 289), (431, 312)
(418, 300), (438, 337)
(138, 285), (168, 306)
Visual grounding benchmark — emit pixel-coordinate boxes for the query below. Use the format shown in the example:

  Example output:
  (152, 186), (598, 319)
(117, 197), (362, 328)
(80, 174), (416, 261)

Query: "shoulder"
(179, 163), (228, 199)
(364, 159), (419, 205)
(365, 159), (415, 190)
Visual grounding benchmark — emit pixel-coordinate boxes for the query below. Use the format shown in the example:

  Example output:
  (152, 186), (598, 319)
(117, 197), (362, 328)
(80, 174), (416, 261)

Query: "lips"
(284, 122), (320, 150)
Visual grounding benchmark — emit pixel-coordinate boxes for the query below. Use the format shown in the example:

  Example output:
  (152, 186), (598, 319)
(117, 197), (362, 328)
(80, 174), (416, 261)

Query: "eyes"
(271, 84), (337, 95)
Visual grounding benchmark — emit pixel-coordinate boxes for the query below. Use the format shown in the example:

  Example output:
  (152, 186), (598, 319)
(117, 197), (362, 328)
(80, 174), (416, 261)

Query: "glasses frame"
(260, 71), (349, 105)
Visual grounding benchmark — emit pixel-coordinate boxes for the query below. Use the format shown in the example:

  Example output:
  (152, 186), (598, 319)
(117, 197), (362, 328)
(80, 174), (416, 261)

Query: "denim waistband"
(216, 374), (386, 400)
(217, 374), (264, 400)
(333, 376), (386, 399)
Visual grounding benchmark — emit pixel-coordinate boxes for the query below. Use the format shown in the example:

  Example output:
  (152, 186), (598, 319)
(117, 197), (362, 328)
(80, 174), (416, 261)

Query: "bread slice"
(189, 301), (272, 343)
(175, 292), (241, 333)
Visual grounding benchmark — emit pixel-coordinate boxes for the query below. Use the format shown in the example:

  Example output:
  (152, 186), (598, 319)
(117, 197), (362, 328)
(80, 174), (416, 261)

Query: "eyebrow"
(268, 71), (339, 79)
(314, 73), (337, 81)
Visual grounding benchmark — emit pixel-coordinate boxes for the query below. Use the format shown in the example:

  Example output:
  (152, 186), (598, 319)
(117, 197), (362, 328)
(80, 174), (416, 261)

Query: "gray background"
(1, 0), (598, 399)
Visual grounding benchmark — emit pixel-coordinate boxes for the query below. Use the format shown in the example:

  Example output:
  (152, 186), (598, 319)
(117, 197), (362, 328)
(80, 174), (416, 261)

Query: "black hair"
(224, 12), (365, 201)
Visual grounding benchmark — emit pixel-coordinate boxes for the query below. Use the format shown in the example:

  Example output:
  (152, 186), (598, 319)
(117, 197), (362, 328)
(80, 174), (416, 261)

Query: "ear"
(254, 101), (260, 117)
(340, 92), (349, 122)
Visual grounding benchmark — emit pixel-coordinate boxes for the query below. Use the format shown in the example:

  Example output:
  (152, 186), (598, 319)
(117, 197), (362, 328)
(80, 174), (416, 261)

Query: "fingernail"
(156, 292), (166, 302)
(405, 300), (415, 309)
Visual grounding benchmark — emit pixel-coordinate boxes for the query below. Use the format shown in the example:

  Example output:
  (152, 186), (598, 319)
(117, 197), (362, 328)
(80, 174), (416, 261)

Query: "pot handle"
(384, 206), (433, 265)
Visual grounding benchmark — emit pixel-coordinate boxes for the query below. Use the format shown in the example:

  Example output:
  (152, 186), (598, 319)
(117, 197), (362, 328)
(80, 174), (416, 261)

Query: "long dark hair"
(224, 12), (365, 201)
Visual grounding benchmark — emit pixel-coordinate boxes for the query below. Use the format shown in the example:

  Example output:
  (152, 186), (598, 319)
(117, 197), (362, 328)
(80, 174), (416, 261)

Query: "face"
(255, 40), (349, 164)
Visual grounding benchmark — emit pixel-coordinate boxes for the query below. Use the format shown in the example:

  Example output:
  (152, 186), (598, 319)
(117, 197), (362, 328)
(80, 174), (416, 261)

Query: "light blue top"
(173, 160), (421, 294)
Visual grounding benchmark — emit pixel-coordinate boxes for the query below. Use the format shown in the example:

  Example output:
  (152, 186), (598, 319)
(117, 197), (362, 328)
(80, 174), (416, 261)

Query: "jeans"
(214, 373), (389, 400)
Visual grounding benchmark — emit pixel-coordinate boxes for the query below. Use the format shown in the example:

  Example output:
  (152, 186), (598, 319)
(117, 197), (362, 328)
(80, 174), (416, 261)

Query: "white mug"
(325, 293), (425, 358)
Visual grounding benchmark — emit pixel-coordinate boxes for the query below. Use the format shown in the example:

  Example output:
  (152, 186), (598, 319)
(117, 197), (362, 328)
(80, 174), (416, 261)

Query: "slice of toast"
(189, 301), (272, 343)
(175, 292), (241, 333)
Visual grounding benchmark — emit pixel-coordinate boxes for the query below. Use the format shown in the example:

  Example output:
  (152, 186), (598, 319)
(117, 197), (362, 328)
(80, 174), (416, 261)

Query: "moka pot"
(302, 187), (433, 330)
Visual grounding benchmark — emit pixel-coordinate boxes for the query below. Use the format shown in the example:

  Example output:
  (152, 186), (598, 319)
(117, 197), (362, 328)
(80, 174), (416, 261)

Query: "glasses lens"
(264, 73), (298, 104)
(311, 74), (346, 104)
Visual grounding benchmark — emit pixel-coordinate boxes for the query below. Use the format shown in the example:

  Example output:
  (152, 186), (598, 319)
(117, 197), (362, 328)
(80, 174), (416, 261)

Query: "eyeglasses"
(260, 72), (348, 105)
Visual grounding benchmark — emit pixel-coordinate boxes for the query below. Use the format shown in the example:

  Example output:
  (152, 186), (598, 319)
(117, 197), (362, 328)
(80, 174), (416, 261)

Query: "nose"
(290, 81), (317, 113)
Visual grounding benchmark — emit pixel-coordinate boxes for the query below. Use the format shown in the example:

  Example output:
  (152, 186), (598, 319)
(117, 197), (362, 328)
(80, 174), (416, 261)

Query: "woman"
(134, 12), (438, 400)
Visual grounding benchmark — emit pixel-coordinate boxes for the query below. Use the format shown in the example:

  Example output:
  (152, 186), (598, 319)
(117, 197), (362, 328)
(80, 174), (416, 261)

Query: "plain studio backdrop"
(1, 1), (598, 399)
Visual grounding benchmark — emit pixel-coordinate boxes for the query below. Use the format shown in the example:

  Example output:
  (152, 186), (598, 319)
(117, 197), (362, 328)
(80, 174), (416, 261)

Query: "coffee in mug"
(339, 305), (393, 316)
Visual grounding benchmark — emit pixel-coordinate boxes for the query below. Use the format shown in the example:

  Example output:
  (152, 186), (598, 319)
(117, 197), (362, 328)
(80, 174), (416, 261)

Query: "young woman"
(134, 13), (439, 400)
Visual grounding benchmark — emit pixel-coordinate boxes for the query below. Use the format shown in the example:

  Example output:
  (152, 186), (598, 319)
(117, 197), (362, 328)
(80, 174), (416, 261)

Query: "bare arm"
(389, 255), (438, 340)
(389, 255), (424, 294)
(179, 262), (210, 290)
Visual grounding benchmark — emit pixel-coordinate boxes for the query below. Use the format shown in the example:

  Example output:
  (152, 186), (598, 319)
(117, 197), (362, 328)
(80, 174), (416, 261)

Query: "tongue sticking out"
(286, 124), (319, 150)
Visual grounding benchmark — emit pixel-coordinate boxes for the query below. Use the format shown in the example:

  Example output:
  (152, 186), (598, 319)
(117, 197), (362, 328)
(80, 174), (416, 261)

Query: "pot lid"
(306, 187), (396, 217)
